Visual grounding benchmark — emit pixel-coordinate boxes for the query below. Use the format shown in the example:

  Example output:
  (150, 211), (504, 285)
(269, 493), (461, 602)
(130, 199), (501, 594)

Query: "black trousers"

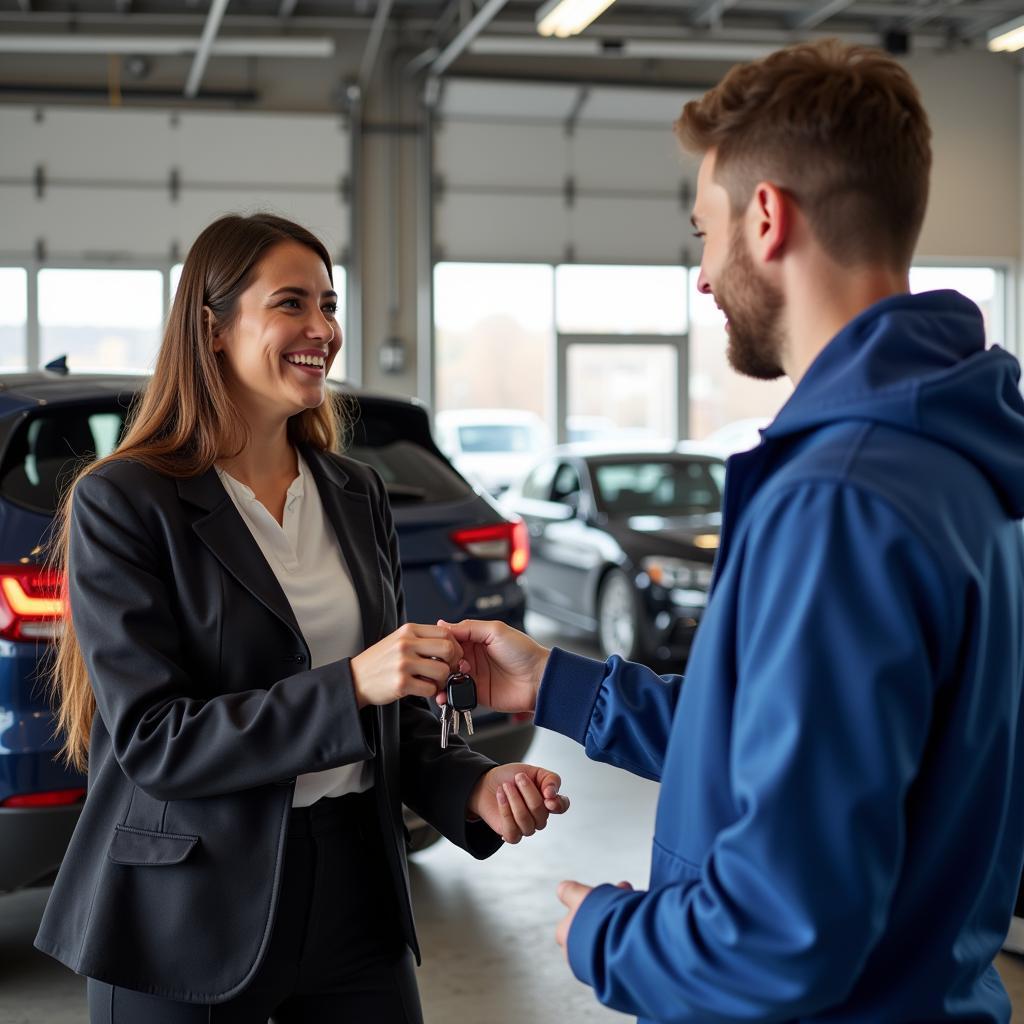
(88, 790), (423, 1024)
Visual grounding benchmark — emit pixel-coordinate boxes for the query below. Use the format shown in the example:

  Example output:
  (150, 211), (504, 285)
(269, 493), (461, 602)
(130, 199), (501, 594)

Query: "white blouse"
(216, 453), (372, 807)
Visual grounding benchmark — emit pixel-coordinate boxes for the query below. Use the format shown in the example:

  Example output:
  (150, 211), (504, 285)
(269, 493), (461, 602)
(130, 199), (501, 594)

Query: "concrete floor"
(1, 616), (1023, 1023)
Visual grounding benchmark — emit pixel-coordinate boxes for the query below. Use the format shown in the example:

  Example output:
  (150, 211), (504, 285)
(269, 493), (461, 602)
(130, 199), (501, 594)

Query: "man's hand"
(556, 879), (633, 959)
(467, 762), (570, 844)
(437, 618), (550, 714)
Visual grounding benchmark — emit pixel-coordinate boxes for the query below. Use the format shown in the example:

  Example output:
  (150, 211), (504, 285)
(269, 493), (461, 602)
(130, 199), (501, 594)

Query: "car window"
(592, 460), (722, 516)
(346, 440), (473, 505)
(521, 460), (557, 501)
(0, 393), (475, 515)
(550, 463), (581, 505)
(0, 404), (130, 514)
(457, 425), (537, 453)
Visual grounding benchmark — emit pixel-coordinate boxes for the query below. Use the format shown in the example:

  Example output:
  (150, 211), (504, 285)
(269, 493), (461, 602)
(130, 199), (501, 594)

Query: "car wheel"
(597, 568), (642, 661)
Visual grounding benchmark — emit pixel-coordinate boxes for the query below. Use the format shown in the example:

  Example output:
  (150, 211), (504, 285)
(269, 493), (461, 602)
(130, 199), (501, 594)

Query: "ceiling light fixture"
(536, 0), (618, 38)
(987, 14), (1024, 52)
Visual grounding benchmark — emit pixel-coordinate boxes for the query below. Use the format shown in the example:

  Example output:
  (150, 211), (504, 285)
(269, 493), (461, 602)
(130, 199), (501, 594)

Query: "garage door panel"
(436, 121), (564, 189)
(436, 193), (564, 263)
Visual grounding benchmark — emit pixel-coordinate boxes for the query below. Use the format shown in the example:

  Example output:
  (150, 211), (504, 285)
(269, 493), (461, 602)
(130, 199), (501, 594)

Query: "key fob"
(446, 672), (477, 711)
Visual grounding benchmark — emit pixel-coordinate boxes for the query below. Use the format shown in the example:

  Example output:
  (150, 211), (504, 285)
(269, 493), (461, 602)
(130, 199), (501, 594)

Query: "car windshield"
(457, 425), (537, 453)
(347, 440), (471, 504)
(592, 459), (723, 517)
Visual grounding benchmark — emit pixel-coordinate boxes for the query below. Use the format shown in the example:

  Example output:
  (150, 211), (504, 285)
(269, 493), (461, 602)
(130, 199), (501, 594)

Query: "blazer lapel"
(302, 446), (385, 649)
(177, 470), (304, 645)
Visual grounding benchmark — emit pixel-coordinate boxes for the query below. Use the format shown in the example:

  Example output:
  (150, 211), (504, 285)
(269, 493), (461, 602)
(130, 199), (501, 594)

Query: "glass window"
(39, 269), (164, 373)
(345, 439), (471, 505)
(521, 460), (557, 501)
(457, 424), (537, 454)
(170, 262), (184, 297)
(687, 267), (793, 445)
(0, 268), (28, 371)
(556, 265), (688, 335)
(0, 401), (131, 514)
(328, 265), (347, 381)
(910, 266), (1002, 347)
(434, 263), (554, 430)
(592, 457), (723, 516)
(567, 343), (678, 445)
(550, 463), (581, 504)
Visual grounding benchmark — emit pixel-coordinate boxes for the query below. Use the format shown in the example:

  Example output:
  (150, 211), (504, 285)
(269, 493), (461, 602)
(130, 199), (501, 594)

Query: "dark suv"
(0, 370), (534, 891)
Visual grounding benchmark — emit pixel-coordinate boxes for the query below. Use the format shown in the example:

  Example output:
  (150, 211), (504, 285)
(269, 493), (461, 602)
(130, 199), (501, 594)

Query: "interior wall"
(0, 40), (1018, 391)
(906, 49), (1019, 262)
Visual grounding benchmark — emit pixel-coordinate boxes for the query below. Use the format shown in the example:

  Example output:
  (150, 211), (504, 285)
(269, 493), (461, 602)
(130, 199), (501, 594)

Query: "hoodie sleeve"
(566, 480), (956, 1022)
(535, 647), (685, 783)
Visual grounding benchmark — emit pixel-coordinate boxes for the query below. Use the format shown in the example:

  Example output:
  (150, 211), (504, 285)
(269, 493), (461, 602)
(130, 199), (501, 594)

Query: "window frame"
(909, 258), (1015, 355)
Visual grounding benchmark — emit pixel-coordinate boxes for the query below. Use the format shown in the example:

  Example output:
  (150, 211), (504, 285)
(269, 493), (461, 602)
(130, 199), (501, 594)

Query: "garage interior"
(1, 0), (1024, 1020)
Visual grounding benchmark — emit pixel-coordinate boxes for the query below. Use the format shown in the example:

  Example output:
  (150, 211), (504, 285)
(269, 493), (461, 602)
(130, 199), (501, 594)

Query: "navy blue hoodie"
(537, 290), (1024, 1022)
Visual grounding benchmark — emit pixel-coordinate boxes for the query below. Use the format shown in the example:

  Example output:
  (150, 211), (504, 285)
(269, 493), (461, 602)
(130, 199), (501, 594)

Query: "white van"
(434, 408), (551, 496)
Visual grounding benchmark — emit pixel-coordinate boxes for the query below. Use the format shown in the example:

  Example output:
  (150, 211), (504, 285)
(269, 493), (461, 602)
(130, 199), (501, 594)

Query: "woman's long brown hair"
(49, 213), (347, 771)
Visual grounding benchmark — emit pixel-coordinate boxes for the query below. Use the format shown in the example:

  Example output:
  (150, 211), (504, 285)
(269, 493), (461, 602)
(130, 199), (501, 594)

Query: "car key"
(440, 702), (453, 749)
(446, 672), (477, 737)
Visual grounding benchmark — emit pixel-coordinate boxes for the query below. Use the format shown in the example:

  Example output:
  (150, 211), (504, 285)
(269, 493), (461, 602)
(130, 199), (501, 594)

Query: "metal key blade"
(463, 710), (474, 736)
(440, 704), (451, 749)
(452, 709), (461, 736)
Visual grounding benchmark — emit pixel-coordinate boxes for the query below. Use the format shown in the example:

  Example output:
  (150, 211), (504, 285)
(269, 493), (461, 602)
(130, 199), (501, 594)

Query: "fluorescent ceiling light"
(0, 34), (334, 57)
(987, 14), (1024, 52)
(536, 0), (618, 38)
(471, 35), (774, 61)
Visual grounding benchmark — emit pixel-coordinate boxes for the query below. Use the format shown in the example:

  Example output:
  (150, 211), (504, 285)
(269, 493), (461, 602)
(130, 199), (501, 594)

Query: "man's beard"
(715, 224), (786, 381)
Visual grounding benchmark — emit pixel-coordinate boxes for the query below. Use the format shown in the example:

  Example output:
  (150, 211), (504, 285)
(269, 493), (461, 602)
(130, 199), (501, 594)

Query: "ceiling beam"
(431, 0), (511, 76)
(899, 0), (966, 30)
(788, 0), (856, 28)
(358, 0), (396, 91)
(690, 0), (741, 27)
(185, 0), (230, 98)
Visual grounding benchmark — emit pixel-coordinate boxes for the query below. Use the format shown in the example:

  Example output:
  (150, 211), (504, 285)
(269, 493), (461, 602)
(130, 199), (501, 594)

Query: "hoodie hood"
(761, 290), (1024, 517)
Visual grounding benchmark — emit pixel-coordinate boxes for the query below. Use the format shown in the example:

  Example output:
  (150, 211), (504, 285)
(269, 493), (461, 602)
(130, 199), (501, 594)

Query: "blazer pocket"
(108, 824), (199, 866)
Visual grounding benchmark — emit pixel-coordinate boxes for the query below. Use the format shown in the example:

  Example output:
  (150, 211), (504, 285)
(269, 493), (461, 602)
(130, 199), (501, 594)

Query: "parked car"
(696, 416), (772, 457)
(0, 370), (535, 892)
(434, 408), (551, 497)
(502, 445), (725, 664)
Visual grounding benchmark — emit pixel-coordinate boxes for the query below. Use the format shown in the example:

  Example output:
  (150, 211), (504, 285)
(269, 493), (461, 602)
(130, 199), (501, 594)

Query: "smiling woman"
(172, 261), (349, 380)
(36, 212), (571, 1024)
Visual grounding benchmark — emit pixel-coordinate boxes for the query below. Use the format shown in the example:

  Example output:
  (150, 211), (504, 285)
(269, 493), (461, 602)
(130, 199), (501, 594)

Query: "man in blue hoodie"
(442, 38), (1024, 1022)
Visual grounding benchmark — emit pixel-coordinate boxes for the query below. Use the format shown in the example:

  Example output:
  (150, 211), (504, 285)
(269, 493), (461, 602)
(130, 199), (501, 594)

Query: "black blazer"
(34, 445), (502, 1004)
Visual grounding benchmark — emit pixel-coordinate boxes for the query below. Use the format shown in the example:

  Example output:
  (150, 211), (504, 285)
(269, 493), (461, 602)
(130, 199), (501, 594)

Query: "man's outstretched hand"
(437, 618), (551, 715)
(556, 880), (634, 959)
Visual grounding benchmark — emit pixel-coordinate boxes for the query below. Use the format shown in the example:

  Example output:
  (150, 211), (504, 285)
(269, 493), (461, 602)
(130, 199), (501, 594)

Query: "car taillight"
(0, 563), (65, 641)
(451, 520), (530, 578)
(2, 787), (86, 808)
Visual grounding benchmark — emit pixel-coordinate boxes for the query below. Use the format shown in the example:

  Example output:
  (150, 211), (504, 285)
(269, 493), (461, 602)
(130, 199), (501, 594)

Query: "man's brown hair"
(675, 38), (932, 269)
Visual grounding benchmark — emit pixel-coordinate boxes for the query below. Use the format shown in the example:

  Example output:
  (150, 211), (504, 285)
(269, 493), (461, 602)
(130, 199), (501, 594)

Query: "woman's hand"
(350, 623), (463, 709)
(467, 762), (570, 844)
(436, 619), (550, 715)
